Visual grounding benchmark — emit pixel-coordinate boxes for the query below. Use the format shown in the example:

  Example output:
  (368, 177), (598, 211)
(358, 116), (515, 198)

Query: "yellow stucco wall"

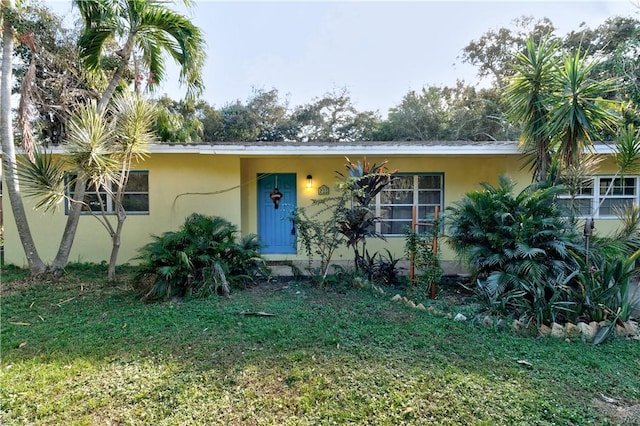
(240, 154), (530, 266)
(3, 153), (241, 267)
(1, 151), (629, 269)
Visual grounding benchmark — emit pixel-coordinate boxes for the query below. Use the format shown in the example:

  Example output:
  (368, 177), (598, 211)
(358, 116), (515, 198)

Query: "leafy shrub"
(336, 157), (397, 272)
(573, 250), (640, 323)
(134, 214), (269, 301)
(293, 157), (398, 285)
(362, 249), (402, 287)
(404, 220), (442, 294)
(292, 195), (346, 286)
(446, 176), (583, 326)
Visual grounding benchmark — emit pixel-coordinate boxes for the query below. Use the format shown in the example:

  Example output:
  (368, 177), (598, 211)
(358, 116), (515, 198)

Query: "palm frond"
(75, 0), (118, 71)
(515, 242), (546, 259)
(613, 124), (640, 176)
(136, 3), (205, 98)
(17, 149), (67, 212)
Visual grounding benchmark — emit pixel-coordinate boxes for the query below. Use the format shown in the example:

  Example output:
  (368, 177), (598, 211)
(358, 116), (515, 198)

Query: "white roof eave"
(8, 142), (617, 156)
(149, 143), (523, 156)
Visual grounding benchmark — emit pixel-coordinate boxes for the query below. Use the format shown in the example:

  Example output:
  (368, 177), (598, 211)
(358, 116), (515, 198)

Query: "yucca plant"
(514, 270), (580, 327)
(474, 279), (525, 318)
(547, 48), (618, 172)
(18, 93), (157, 281)
(17, 148), (67, 212)
(505, 36), (558, 183)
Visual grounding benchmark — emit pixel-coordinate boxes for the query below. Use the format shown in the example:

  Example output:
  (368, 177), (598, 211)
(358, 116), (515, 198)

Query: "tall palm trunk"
(1, 0), (46, 275)
(97, 35), (134, 112)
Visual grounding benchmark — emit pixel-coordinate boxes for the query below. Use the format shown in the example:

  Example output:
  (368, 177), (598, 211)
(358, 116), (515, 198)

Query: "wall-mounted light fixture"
(306, 174), (313, 189)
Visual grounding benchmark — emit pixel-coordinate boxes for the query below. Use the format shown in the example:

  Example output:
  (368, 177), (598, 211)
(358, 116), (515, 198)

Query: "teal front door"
(258, 173), (297, 254)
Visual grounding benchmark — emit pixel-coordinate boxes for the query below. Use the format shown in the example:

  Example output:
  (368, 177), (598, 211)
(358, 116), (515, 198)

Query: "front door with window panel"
(258, 173), (297, 254)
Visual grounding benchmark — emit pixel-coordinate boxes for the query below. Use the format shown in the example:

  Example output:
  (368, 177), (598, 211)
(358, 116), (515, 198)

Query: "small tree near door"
(336, 157), (397, 275)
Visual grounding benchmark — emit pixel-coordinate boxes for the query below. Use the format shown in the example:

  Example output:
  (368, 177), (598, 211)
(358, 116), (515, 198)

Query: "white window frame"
(557, 175), (640, 218)
(65, 171), (150, 215)
(374, 173), (443, 236)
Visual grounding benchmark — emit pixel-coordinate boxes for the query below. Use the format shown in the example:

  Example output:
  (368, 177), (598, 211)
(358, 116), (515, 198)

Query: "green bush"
(133, 214), (270, 301)
(336, 157), (397, 273)
(362, 249), (402, 287)
(446, 176), (582, 326)
(445, 175), (640, 327)
(404, 220), (442, 295)
(292, 195), (346, 286)
(574, 250), (640, 323)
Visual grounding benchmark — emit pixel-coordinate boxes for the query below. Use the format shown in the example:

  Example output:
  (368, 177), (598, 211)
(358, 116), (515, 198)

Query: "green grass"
(1, 266), (639, 425)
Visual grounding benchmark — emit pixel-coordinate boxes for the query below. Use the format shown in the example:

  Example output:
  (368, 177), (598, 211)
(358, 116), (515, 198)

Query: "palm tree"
(50, 0), (205, 272)
(74, 0), (205, 111)
(1, 0), (47, 275)
(505, 36), (557, 183)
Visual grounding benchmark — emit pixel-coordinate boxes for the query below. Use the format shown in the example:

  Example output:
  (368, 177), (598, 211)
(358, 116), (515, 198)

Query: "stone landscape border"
(373, 285), (640, 343)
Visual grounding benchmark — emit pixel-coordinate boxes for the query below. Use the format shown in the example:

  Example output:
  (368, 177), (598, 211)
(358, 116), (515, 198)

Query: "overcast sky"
(47, 1), (639, 115)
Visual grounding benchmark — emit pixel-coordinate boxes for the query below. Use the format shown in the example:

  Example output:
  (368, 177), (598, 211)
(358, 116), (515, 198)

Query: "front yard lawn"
(1, 265), (639, 425)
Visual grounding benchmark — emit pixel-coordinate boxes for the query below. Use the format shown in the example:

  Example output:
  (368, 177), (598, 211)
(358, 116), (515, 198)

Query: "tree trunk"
(97, 35), (134, 112)
(50, 175), (86, 272)
(1, 1), (46, 275)
(107, 234), (120, 281)
(536, 137), (550, 183)
(107, 206), (126, 281)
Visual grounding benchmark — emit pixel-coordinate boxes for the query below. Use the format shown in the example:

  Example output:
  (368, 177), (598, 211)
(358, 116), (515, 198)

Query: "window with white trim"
(66, 171), (149, 215)
(557, 175), (639, 218)
(375, 174), (443, 236)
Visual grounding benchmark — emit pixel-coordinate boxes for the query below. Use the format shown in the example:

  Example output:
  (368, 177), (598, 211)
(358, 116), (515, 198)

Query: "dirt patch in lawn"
(593, 396), (640, 425)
